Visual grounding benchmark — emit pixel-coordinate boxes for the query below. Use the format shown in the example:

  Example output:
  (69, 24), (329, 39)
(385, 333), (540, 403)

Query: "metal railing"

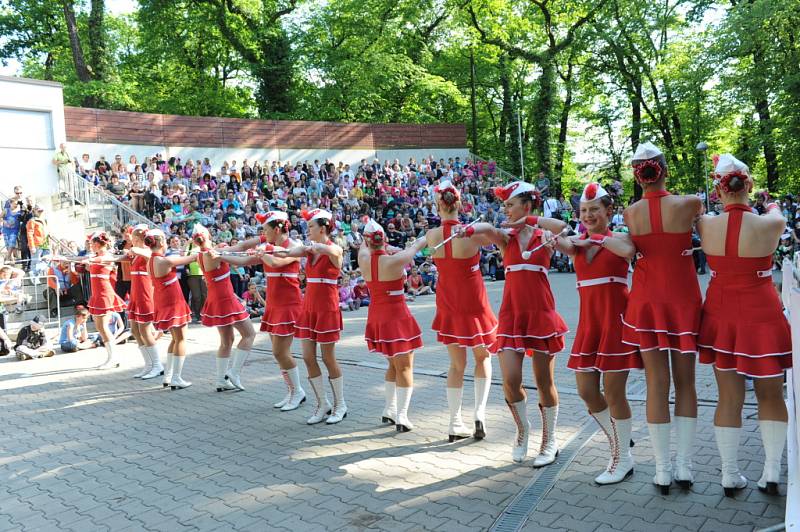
(468, 152), (519, 184)
(0, 272), (62, 333)
(0, 190), (74, 266)
(59, 171), (155, 231)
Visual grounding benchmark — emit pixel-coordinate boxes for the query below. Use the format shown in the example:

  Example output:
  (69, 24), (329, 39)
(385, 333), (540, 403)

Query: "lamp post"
(696, 141), (710, 212)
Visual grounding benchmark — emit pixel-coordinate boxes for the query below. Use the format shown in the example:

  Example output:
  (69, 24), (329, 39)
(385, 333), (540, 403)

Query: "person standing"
(555, 183), (640, 485)
(426, 180), (498, 442)
(26, 206), (49, 276)
(84, 232), (126, 369)
(623, 142), (703, 494)
(359, 219), (428, 432)
(185, 238), (207, 323)
(2, 186), (23, 262)
(697, 155), (792, 497)
(468, 182), (568, 466)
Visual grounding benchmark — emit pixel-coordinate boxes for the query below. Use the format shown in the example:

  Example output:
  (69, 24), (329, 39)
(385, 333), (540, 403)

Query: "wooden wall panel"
(64, 107), (466, 150)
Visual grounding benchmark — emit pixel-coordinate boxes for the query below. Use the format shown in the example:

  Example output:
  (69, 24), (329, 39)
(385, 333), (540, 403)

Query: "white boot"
(648, 422), (673, 494)
(474, 372), (491, 440)
(382, 381), (397, 424)
(133, 345), (151, 378)
(326, 376), (348, 424)
(533, 404), (559, 468)
(757, 420), (787, 495)
(169, 356), (192, 389)
(225, 348), (250, 391)
(162, 351), (174, 387)
(508, 399), (530, 462)
(215, 357), (236, 392)
(447, 387), (472, 442)
(396, 386), (414, 432)
(306, 376), (331, 424)
(97, 343), (119, 370)
(715, 425), (748, 497)
(593, 409), (635, 485)
(274, 370), (292, 408)
(141, 345), (164, 380)
(674, 416), (696, 488)
(281, 366), (306, 411)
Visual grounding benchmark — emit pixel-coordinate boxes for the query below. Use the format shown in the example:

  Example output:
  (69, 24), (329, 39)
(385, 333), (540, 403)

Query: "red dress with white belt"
(261, 260), (302, 336)
(364, 251), (423, 356)
(622, 191), (702, 353)
(698, 204), (792, 377)
(198, 253), (249, 327)
(127, 255), (154, 323)
(148, 253), (191, 331)
(87, 261), (126, 317)
(294, 246), (343, 343)
(432, 220), (498, 350)
(568, 232), (642, 372)
(493, 229), (568, 354)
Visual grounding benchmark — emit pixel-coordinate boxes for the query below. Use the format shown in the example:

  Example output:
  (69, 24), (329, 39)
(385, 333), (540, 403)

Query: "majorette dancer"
(465, 181), (568, 465)
(359, 219), (428, 432)
(133, 229), (196, 389)
(623, 142), (703, 494)
(126, 224), (164, 379)
(276, 209), (347, 424)
(426, 180), (498, 442)
(555, 183), (641, 485)
(697, 154), (792, 497)
(192, 225), (255, 392)
(85, 231), (127, 369)
(220, 211), (307, 411)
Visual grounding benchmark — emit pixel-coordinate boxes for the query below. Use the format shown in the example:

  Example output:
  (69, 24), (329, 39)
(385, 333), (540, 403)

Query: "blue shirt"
(59, 319), (87, 344)
(2, 200), (21, 231)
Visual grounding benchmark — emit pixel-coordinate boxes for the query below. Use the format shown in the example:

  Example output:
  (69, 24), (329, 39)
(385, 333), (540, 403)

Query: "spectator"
(419, 260), (437, 292)
(26, 205), (49, 275)
(15, 315), (55, 360)
(353, 277), (370, 308)
(3, 185), (23, 261)
(59, 306), (101, 352)
(107, 311), (132, 345)
(242, 282), (265, 318)
(407, 266), (434, 298)
(52, 143), (75, 180)
(0, 321), (13, 356)
(338, 277), (357, 311)
(46, 260), (85, 318)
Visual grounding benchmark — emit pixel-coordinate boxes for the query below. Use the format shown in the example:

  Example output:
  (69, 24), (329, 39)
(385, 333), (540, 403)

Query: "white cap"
(632, 141), (663, 161)
(301, 209), (333, 222)
(434, 180), (459, 196)
(191, 223), (210, 237)
(133, 223), (149, 232)
(145, 228), (165, 239)
(493, 181), (536, 201)
(714, 153), (749, 177)
(256, 210), (289, 224)
(580, 183), (609, 203)
(363, 218), (384, 235)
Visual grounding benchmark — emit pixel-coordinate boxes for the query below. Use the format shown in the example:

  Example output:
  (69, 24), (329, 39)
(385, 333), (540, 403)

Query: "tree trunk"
(631, 94), (642, 201)
(553, 75), (572, 182)
(531, 57), (555, 191)
(469, 48), (479, 155)
(88, 0), (107, 82)
(43, 53), (54, 81)
(62, 1), (92, 83)
(254, 30), (293, 117)
(498, 55), (511, 151)
(755, 96), (780, 191)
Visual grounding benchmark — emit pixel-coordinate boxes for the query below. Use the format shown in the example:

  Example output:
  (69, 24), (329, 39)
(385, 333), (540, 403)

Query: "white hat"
(632, 142), (663, 161)
(714, 153), (749, 177)
(301, 208), (332, 222)
(580, 183), (609, 203)
(260, 210), (288, 224)
(192, 223), (210, 237)
(493, 181), (537, 201)
(145, 228), (165, 239)
(133, 223), (149, 232)
(434, 180), (459, 197)
(363, 218), (384, 235)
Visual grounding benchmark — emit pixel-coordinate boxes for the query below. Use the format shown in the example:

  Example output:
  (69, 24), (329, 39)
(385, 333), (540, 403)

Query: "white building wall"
(0, 76), (66, 199)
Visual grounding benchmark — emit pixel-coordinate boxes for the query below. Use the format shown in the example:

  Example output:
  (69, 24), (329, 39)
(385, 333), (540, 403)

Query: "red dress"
(87, 261), (126, 317)
(294, 246), (343, 343)
(568, 232), (642, 372)
(148, 253), (191, 331)
(698, 204), (792, 377)
(622, 191), (701, 353)
(364, 251), (423, 356)
(127, 255), (154, 323)
(432, 221), (498, 350)
(493, 229), (568, 354)
(261, 259), (302, 336)
(198, 253), (249, 327)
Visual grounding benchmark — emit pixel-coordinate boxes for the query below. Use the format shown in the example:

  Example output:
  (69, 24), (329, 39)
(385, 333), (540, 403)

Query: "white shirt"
(543, 198), (560, 218)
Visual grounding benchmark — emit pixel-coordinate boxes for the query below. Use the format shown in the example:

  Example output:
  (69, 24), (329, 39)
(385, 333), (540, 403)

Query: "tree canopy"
(2, 0), (799, 195)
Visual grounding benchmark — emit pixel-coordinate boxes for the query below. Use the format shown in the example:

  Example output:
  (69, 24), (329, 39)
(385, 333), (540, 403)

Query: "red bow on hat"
(255, 213), (268, 224)
(493, 183), (519, 201)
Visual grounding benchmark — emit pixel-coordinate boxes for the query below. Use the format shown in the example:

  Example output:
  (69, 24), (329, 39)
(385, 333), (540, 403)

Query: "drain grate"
(489, 421), (599, 532)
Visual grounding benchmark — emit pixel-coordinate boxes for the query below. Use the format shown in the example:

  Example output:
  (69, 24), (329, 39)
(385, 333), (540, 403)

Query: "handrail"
(0, 190), (73, 261)
(59, 171), (155, 231)
(468, 152), (519, 184)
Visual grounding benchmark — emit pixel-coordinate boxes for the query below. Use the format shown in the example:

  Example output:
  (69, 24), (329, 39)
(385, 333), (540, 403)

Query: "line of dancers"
(72, 143), (791, 497)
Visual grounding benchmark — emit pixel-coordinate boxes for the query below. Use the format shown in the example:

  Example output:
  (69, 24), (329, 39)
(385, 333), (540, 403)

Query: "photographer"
(2, 186), (23, 262)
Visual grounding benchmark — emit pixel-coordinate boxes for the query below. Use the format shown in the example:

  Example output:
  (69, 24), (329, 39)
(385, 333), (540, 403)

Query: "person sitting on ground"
(0, 322), (14, 357)
(406, 266), (433, 298)
(242, 282), (266, 318)
(15, 315), (55, 360)
(59, 305), (101, 353)
(353, 278), (370, 308)
(0, 264), (28, 314)
(419, 261), (437, 293)
(338, 277), (357, 311)
(107, 311), (132, 345)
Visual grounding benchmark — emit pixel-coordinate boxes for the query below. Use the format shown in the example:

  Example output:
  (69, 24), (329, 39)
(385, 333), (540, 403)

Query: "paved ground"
(0, 273), (787, 531)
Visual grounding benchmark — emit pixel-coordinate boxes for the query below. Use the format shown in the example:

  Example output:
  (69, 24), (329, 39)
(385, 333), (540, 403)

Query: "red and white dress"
(432, 220), (498, 350)
(698, 204), (792, 377)
(127, 255), (154, 323)
(568, 232), (642, 372)
(493, 229), (568, 354)
(148, 253), (191, 331)
(198, 253), (249, 327)
(364, 251), (423, 356)
(87, 261), (126, 317)
(294, 246), (343, 343)
(622, 191), (702, 353)
(261, 260), (302, 336)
